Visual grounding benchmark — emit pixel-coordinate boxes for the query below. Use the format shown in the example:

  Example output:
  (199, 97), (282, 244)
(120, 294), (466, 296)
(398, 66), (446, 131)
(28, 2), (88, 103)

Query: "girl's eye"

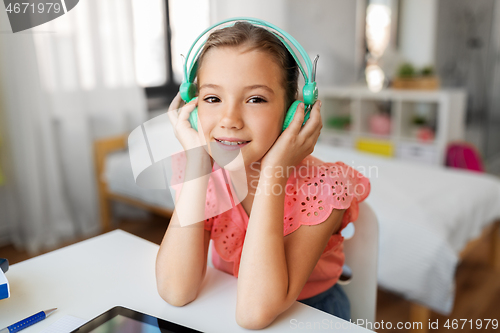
(204, 96), (221, 103)
(248, 96), (267, 104)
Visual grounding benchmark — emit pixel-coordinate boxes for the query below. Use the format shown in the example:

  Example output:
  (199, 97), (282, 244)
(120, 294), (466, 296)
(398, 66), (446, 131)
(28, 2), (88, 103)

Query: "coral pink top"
(171, 154), (370, 300)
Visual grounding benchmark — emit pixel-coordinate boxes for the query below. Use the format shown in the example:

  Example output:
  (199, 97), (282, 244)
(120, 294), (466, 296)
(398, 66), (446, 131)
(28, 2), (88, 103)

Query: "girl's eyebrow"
(199, 83), (220, 91)
(245, 85), (274, 95)
(199, 83), (274, 95)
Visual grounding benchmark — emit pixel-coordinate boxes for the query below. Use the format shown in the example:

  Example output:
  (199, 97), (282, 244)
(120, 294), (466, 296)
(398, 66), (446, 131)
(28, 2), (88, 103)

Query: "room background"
(0, 0), (499, 256)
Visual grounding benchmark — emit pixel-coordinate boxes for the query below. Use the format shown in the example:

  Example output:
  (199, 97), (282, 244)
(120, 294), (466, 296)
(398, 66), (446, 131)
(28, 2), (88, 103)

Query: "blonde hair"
(196, 21), (299, 110)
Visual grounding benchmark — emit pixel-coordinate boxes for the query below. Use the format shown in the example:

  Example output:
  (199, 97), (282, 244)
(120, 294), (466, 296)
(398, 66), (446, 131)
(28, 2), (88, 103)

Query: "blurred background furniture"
(319, 86), (466, 166)
(94, 134), (173, 231)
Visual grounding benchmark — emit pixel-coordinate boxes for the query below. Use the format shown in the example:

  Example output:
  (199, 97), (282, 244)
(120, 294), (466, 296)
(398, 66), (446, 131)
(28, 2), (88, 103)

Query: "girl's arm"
(156, 94), (213, 306)
(155, 152), (212, 307)
(236, 173), (344, 329)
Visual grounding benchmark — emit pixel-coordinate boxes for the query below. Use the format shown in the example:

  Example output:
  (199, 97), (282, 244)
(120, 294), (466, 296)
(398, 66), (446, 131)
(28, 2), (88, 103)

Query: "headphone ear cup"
(302, 82), (318, 106)
(180, 82), (199, 131)
(282, 100), (309, 131)
(180, 82), (197, 102)
(189, 106), (199, 132)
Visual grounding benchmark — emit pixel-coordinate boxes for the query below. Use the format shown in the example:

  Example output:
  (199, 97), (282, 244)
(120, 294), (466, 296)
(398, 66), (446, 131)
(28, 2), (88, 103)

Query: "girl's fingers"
(168, 92), (183, 112)
(177, 97), (198, 123)
(287, 102), (306, 133)
(167, 108), (178, 127)
(167, 92), (184, 126)
(299, 100), (322, 137)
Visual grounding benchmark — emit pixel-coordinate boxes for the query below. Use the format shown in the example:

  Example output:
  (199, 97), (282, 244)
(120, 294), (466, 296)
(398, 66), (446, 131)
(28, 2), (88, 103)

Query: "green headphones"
(180, 17), (319, 132)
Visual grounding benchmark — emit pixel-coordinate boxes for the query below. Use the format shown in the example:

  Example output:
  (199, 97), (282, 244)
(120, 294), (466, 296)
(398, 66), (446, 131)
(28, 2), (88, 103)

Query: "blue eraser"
(0, 269), (9, 300)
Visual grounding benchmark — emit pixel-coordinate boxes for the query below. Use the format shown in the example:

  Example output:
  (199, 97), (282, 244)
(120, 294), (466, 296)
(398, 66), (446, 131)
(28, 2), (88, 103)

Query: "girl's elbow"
(235, 302), (279, 330)
(236, 308), (274, 330)
(155, 268), (205, 307)
(235, 294), (295, 329)
(157, 282), (197, 307)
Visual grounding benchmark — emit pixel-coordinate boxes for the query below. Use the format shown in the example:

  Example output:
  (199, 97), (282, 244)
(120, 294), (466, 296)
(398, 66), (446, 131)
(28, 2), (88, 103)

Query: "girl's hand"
(260, 101), (322, 179)
(167, 92), (204, 152)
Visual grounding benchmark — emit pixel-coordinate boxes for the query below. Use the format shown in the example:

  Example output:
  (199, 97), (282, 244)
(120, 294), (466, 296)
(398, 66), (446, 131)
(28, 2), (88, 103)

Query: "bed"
(95, 118), (500, 331)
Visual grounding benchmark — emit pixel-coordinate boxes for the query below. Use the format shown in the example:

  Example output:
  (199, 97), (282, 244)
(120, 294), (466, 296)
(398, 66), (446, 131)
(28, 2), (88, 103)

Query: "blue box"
(0, 269), (9, 300)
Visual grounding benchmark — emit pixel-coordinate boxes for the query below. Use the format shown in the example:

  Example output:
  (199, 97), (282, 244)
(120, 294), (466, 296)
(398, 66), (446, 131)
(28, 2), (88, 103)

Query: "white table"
(0, 230), (371, 332)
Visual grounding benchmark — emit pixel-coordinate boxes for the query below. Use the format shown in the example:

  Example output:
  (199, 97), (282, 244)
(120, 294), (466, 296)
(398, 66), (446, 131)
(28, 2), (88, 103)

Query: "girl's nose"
(219, 103), (244, 130)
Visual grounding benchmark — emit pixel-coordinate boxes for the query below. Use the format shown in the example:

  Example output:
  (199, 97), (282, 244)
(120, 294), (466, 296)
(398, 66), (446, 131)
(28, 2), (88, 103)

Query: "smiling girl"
(156, 20), (370, 329)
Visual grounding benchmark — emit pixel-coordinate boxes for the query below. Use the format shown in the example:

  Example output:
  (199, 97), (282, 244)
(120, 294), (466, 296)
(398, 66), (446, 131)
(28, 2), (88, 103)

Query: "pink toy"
(416, 127), (435, 142)
(369, 113), (391, 136)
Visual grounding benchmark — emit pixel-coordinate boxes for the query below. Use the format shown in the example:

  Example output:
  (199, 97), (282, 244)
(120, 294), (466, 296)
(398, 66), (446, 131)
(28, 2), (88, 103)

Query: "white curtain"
(0, 0), (147, 254)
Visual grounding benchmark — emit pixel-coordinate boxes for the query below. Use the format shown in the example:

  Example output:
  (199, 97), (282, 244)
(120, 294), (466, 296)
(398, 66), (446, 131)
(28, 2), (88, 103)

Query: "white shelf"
(321, 128), (352, 136)
(357, 132), (393, 141)
(319, 86), (466, 166)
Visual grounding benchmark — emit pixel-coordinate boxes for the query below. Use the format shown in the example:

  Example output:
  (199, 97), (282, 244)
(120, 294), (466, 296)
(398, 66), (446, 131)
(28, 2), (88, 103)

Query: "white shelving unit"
(318, 86), (467, 166)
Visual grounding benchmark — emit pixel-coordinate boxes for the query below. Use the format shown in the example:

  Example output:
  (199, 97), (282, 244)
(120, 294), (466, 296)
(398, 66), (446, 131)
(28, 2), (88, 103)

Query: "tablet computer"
(70, 306), (203, 333)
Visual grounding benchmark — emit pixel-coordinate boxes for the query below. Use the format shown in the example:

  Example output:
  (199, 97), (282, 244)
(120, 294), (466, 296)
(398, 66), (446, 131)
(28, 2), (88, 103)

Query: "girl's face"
(197, 45), (286, 168)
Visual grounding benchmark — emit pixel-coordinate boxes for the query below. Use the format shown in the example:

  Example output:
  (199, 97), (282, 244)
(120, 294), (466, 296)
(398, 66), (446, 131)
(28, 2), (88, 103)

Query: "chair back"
(342, 201), (379, 326)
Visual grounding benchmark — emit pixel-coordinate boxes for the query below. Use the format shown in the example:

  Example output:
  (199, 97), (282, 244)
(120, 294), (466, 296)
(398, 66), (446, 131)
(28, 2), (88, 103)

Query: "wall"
(0, 188), (13, 246)
(486, 1), (500, 162)
(0, 39), (12, 247)
(398, 0), (437, 68)
(209, 0), (362, 86)
(435, 0), (497, 159)
(210, 0), (287, 28)
(285, 0), (361, 86)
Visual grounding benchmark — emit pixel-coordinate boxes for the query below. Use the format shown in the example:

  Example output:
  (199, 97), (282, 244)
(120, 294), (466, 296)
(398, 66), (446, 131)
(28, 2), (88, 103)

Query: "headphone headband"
(183, 17), (314, 86)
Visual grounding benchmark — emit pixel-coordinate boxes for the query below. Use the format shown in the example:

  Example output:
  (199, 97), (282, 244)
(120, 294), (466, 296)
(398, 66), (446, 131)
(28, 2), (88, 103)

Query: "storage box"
(356, 138), (394, 157)
(397, 142), (437, 165)
(320, 134), (354, 149)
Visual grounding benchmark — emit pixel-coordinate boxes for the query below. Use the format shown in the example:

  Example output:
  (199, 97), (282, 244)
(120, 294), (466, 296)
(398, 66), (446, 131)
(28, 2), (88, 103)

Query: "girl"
(156, 20), (370, 330)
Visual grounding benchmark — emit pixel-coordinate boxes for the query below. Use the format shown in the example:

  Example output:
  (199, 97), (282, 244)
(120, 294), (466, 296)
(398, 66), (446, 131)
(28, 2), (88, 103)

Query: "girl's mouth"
(214, 138), (250, 151)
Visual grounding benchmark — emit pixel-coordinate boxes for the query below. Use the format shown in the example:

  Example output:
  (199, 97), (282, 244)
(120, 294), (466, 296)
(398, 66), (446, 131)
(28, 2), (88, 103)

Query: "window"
(131, 0), (210, 110)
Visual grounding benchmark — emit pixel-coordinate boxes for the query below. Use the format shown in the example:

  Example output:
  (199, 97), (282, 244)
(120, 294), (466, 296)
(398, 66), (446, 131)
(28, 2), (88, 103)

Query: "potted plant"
(392, 63), (440, 90)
